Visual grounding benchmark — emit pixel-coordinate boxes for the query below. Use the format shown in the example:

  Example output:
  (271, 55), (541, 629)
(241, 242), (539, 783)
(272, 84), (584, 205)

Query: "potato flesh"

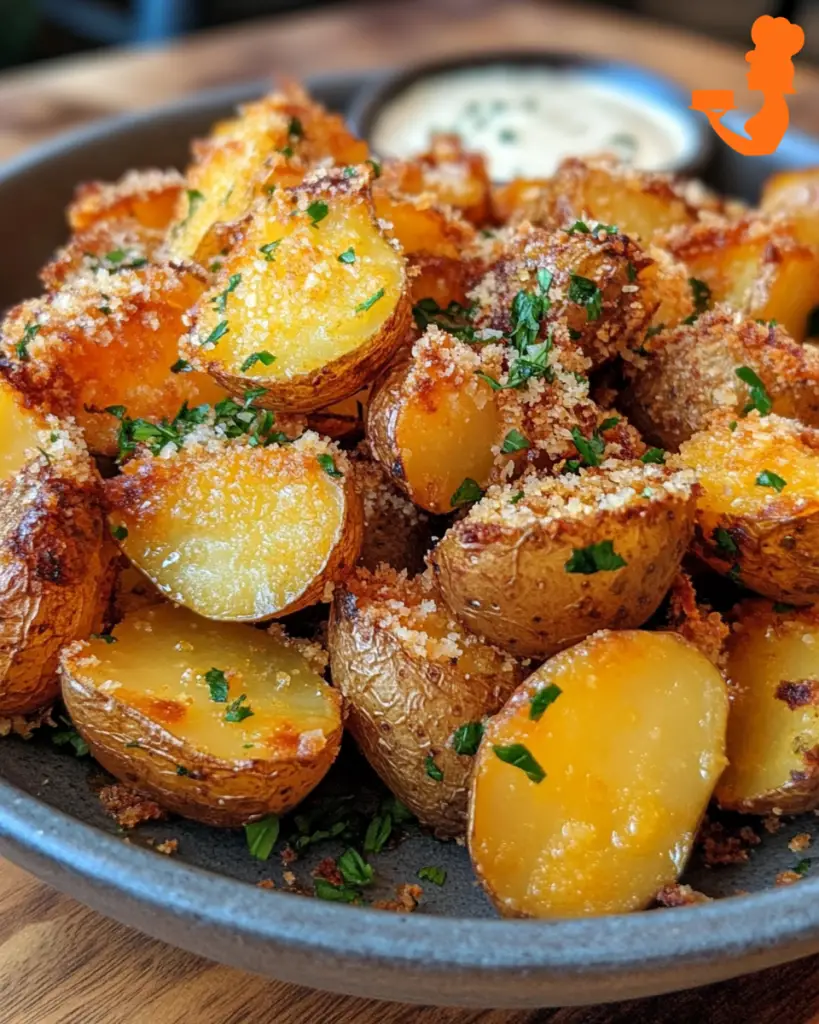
(197, 202), (404, 379)
(0, 384), (42, 482)
(761, 169), (819, 247)
(471, 631), (727, 917)
(75, 604), (337, 762)
(717, 607), (819, 811)
(110, 445), (350, 620)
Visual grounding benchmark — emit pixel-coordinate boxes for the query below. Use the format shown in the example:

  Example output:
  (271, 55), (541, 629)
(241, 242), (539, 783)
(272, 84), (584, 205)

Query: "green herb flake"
(529, 683), (562, 721)
(366, 158), (382, 179)
(259, 240), (281, 261)
(176, 765), (191, 776)
(306, 200), (329, 226)
(492, 743), (546, 783)
(15, 322), (40, 361)
(736, 366), (773, 417)
(714, 527), (738, 556)
(225, 693), (254, 723)
(500, 429), (530, 454)
(110, 524), (128, 541)
(170, 358), (192, 374)
(452, 721), (484, 756)
(627, 261), (637, 282)
(418, 866), (447, 886)
(317, 453), (343, 478)
(795, 858), (812, 877)
(355, 287), (385, 313)
(314, 878), (360, 903)
(729, 420), (738, 432)
(509, 490), (525, 505)
(641, 447), (666, 464)
(565, 540), (627, 575)
(89, 633), (117, 644)
(203, 320), (229, 347)
(425, 754), (444, 782)
(51, 721), (89, 757)
(566, 220), (590, 234)
(689, 277), (711, 316)
(567, 275), (603, 321)
(184, 188), (205, 223)
(756, 469), (786, 492)
(240, 350), (275, 373)
(245, 815), (280, 860)
(450, 477), (483, 508)
(212, 273), (241, 315)
(570, 426), (605, 468)
(364, 813), (393, 855)
(338, 848), (374, 887)
(287, 116), (304, 139)
(338, 246), (356, 264)
(205, 667), (229, 703)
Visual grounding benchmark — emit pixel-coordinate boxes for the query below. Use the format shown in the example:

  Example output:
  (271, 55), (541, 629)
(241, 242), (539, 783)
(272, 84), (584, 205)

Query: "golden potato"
(623, 306), (819, 449)
(0, 383), (112, 715)
(39, 218), (167, 292)
(68, 168), (184, 232)
(716, 600), (819, 814)
(328, 567), (526, 837)
(761, 167), (819, 247)
(0, 264), (226, 457)
(182, 166), (411, 413)
(679, 413), (819, 603)
(431, 461), (696, 658)
(105, 430), (362, 621)
(666, 215), (819, 342)
(61, 603), (342, 826)
(469, 630), (728, 917)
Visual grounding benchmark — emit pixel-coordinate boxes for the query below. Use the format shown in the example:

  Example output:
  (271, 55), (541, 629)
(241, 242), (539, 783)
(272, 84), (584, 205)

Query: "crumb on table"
(372, 883), (423, 913)
(99, 783), (167, 829)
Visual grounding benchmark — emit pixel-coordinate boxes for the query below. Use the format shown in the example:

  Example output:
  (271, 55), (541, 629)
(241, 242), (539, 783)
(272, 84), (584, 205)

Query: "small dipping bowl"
(349, 52), (710, 180)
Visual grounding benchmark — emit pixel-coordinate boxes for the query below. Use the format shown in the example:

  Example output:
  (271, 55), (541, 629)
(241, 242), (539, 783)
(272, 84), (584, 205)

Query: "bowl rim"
(346, 49), (711, 177)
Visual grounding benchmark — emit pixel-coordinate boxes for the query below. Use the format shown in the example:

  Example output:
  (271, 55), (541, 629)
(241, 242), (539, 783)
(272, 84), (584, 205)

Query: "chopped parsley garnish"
(205, 667), (229, 703)
(306, 200), (329, 226)
(110, 524), (128, 541)
(795, 858), (812, 877)
(450, 477), (483, 508)
(278, 145), (294, 158)
(242, 386), (268, 407)
(203, 320), (229, 346)
(102, 248), (148, 270)
(364, 813), (393, 855)
(212, 273), (241, 315)
(627, 261), (637, 282)
(287, 116), (304, 139)
(366, 157), (382, 178)
(568, 274), (602, 321)
(729, 420), (738, 431)
(245, 815), (280, 860)
(170, 358), (191, 373)
(500, 429), (530, 454)
(509, 490), (525, 504)
(570, 426), (606, 467)
(90, 633), (117, 644)
(314, 879), (360, 903)
(240, 350), (275, 372)
(418, 866), (447, 886)
(425, 754), (444, 781)
(641, 447), (666, 464)
(756, 469), (786, 492)
(317, 453), (343, 478)
(492, 743), (545, 783)
(504, 334), (555, 390)
(355, 288), (384, 313)
(565, 540), (627, 574)
(338, 848), (374, 886)
(338, 247), (356, 263)
(689, 277), (711, 317)
(51, 719), (89, 757)
(452, 721), (484, 756)
(224, 693), (254, 723)
(736, 366), (772, 416)
(342, 166), (357, 178)
(566, 220), (590, 234)
(714, 527), (738, 556)
(183, 188), (205, 223)
(412, 298), (477, 342)
(259, 240), (281, 261)
(15, 322), (40, 361)
(176, 765), (191, 776)
(529, 683), (562, 721)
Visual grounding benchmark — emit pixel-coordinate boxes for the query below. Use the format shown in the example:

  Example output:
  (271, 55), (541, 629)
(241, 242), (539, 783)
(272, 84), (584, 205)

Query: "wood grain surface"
(3, 1), (819, 1020)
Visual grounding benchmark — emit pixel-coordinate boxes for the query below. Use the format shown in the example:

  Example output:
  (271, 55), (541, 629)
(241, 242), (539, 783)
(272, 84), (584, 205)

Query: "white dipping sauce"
(370, 65), (692, 180)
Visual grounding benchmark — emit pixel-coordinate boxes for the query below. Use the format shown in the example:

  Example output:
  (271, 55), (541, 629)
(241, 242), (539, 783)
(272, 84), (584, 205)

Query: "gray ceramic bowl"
(4, 71), (819, 1010)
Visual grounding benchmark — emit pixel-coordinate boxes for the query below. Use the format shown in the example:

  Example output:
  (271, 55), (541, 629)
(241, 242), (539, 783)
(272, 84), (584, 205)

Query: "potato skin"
(431, 467), (696, 658)
(0, 459), (111, 715)
(61, 655), (342, 827)
(328, 581), (525, 837)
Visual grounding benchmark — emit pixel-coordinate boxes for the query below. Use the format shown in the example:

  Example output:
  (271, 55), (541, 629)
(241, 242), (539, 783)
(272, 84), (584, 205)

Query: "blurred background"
(0, 0), (816, 68)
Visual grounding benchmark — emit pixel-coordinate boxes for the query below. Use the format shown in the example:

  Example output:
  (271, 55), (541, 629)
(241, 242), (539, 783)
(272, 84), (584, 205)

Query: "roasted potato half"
(183, 167), (411, 413)
(470, 630), (728, 917)
(105, 431), (363, 621)
(328, 567), (526, 837)
(623, 306), (819, 449)
(716, 600), (819, 814)
(61, 603), (342, 826)
(431, 461), (696, 658)
(761, 167), (819, 247)
(0, 264), (226, 457)
(0, 383), (112, 715)
(68, 169), (184, 233)
(666, 215), (819, 342)
(680, 413), (819, 603)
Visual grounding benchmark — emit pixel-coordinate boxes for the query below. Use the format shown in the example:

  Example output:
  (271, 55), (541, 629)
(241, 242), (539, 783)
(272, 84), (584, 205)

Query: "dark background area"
(0, 0), (815, 70)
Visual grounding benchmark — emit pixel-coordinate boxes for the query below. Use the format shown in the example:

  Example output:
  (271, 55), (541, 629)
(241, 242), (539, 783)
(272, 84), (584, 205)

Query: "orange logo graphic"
(691, 15), (804, 156)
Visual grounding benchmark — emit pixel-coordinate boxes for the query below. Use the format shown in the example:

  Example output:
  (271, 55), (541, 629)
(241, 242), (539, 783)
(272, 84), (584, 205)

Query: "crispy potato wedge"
(0, 385), (111, 714)
(471, 221), (657, 368)
(183, 167), (411, 412)
(761, 167), (819, 247)
(469, 630), (728, 917)
(716, 600), (819, 814)
(623, 306), (819, 448)
(0, 264), (226, 457)
(328, 567), (526, 837)
(680, 413), (819, 603)
(105, 431), (363, 621)
(491, 157), (710, 238)
(431, 461), (696, 658)
(666, 215), (819, 342)
(68, 169), (184, 232)
(61, 603), (342, 826)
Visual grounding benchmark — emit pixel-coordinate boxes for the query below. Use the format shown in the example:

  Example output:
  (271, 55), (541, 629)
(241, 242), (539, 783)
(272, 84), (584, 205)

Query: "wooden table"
(3, 1), (819, 1019)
